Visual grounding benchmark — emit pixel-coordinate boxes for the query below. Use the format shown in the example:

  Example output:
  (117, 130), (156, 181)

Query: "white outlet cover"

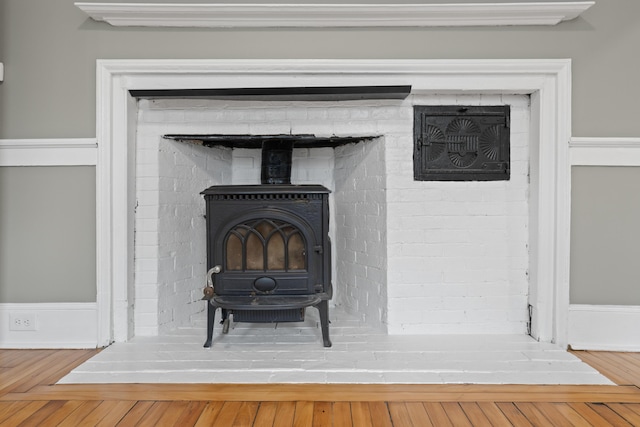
(9, 313), (37, 331)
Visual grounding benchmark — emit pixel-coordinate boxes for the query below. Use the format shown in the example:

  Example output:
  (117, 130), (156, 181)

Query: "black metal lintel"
(163, 134), (378, 149)
(130, 85), (411, 101)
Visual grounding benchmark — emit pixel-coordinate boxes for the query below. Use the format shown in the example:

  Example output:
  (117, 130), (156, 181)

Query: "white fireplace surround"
(96, 59), (571, 348)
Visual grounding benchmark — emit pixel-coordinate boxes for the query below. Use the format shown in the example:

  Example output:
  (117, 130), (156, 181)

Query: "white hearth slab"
(59, 308), (611, 385)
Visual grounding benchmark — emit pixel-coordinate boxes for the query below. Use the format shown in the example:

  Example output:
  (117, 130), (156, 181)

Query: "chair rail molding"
(0, 138), (97, 166)
(75, 2), (595, 28)
(570, 137), (640, 166)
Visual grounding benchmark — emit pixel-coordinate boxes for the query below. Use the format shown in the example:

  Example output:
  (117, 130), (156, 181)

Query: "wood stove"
(193, 136), (351, 348)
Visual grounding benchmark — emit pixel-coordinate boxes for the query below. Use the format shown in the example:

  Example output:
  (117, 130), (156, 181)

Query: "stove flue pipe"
(260, 139), (294, 185)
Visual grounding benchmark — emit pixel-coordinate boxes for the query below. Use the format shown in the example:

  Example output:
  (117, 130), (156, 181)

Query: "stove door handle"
(207, 265), (222, 288)
(202, 265), (222, 300)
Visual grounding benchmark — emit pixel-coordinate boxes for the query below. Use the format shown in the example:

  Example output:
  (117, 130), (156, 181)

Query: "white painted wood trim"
(568, 304), (640, 351)
(0, 138), (97, 166)
(570, 137), (640, 166)
(75, 2), (594, 28)
(95, 58), (572, 348)
(0, 63), (4, 81)
(552, 62), (573, 349)
(0, 303), (99, 349)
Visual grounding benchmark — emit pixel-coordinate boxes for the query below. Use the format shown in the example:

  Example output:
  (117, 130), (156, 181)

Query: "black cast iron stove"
(195, 136), (349, 348)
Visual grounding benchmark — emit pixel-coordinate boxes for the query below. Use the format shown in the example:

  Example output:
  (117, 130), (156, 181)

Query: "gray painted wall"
(0, 0), (639, 304)
(0, 167), (96, 303)
(571, 167), (640, 305)
(2, 0), (640, 138)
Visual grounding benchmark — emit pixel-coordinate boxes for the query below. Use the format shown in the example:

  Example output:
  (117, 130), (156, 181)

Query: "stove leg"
(204, 304), (217, 348)
(317, 300), (332, 348)
(220, 309), (231, 334)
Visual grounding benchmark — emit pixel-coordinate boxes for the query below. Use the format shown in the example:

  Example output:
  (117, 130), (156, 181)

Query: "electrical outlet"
(9, 313), (36, 331)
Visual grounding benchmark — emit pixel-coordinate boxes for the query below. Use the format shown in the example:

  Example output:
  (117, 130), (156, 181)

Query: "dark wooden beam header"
(130, 85), (411, 101)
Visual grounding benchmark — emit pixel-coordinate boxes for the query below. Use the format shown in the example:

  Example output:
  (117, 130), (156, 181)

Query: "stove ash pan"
(201, 185), (333, 348)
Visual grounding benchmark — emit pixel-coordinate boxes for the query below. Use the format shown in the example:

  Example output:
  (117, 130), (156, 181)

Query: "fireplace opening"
(136, 92), (531, 344)
(171, 135), (379, 348)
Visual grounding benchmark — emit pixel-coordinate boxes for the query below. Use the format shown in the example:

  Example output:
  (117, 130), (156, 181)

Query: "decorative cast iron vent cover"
(414, 105), (510, 181)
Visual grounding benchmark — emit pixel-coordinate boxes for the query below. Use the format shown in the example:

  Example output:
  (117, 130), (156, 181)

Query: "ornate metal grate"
(413, 105), (510, 181)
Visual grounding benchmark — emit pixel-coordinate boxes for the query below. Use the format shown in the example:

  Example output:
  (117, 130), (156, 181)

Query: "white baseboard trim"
(568, 304), (640, 351)
(0, 303), (99, 349)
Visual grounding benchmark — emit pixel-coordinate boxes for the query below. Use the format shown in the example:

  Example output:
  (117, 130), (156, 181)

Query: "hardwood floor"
(1, 349), (640, 425)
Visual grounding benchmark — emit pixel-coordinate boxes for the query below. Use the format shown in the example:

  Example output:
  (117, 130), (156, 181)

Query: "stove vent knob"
(254, 276), (277, 293)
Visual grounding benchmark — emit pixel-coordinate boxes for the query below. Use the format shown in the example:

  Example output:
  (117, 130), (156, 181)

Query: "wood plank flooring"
(1, 349), (640, 425)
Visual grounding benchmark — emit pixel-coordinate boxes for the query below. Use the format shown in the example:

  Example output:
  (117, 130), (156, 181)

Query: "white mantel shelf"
(74, 2), (594, 28)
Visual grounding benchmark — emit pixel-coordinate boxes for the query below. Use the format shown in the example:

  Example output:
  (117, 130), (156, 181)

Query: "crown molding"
(74, 2), (595, 28)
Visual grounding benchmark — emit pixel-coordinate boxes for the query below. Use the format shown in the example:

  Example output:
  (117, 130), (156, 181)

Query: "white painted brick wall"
(386, 94), (530, 334)
(155, 139), (230, 333)
(335, 139), (387, 328)
(135, 101), (233, 335)
(134, 119), (161, 336)
(133, 94), (530, 336)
